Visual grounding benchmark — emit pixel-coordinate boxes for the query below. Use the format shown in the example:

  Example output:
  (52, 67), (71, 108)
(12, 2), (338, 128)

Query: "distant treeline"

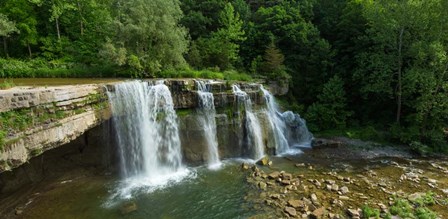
(0, 0), (447, 153)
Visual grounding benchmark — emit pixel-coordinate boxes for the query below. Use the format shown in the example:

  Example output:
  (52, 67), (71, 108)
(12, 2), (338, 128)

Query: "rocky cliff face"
(178, 110), (277, 165)
(0, 85), (110, 172)
(0, 79), (282, 195)
(0, 79), (271, 173)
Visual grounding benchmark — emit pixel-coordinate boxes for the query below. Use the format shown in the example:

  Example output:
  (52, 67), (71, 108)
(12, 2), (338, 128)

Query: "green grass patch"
(389, 196), (438, 219)
(362, 205), (380, 219)
(0, 58), (254, 81)
(0, 58), (121, 78)
(0, 79), (15, 90)
(0, 130), (6, 151)
(158, 68), (252, 81)
(176, 109), (194, 117)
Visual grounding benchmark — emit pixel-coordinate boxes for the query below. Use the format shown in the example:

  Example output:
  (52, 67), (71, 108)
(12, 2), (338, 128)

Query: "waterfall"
(195, 80), (221, 169)
(232, 85), (265, 160)
(260, 86), (313, 154)
(260, 86), (290, 154)
(107, 81), (187, 189)
(280, 111), (314, 148)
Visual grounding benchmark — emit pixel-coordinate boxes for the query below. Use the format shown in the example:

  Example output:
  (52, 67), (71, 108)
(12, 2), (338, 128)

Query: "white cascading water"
(232, 85), (265, 160)
(260, 86), (290, 154)
(195, 80), (221, 169)
(107, 81), (189, 197)
(260, 86), (313, 154)
(281, 111), (314, 148)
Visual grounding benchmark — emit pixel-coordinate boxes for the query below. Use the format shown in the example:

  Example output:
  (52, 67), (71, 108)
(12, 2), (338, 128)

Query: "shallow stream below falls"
(3, 146), (448, 219)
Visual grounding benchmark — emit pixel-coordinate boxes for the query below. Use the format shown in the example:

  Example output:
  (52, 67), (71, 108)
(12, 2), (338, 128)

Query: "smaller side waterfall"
(260, 86), (313, 154)
(261, 86), (290, 154)
(195, 80), (221, 169)
(280, 111), (313, 147)
(232, 85), (265, 160)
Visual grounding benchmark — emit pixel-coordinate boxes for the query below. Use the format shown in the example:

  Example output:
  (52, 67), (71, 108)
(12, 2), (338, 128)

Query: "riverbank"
(2, 139), (447, 218)
(243, 141), (448, 219)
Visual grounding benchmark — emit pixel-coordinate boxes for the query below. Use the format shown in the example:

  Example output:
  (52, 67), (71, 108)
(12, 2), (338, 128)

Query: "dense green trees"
(353, 0), (448, 150)
(0, 0), (446, 152)
(0, 14), (19, 58)
(307, 75), (351, 132)
(102, 0), (188, 76)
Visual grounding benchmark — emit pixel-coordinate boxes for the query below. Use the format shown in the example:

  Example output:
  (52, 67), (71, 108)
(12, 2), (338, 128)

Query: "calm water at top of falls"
(1, 78), (122, 86)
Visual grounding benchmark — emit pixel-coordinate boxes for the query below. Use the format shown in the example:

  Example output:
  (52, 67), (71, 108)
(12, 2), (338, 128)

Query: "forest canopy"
(0, 0), (447, 153)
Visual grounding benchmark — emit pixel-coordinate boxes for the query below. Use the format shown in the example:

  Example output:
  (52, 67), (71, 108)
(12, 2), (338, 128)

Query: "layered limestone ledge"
(0, 109), (109, 172)
(0, 84), (109, 172)
(0, 85), (101, 113)
(0, 79), (272, 172)
(105, 79), (266, 109)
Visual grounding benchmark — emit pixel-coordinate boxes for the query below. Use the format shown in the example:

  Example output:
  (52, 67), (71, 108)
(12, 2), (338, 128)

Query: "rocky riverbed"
(242, 141), (448, 219)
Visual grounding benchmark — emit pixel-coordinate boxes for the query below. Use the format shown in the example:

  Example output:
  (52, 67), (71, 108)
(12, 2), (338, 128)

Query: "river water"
(3, 146), (448, 218)
(13, 160), (257, 219)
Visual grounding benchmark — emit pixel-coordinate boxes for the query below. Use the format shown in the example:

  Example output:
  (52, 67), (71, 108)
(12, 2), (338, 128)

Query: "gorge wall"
(0, 79), (276, 174)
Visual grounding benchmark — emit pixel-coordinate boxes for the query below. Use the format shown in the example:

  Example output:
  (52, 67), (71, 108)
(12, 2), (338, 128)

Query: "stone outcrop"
(267, 79), (289, 96)
(178, 111), (274, 164)
(0, 110), (106, 172)
(0, 84), (110, 172)
(0, 85), (101, 113)
(0, 120), (115, 195)
(0, 79), (273, 172)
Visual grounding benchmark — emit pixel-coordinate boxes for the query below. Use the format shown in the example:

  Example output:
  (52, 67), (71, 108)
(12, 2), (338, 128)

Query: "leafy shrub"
(223, 70), (251, 81)
(0, 79), (15, 89)
(390, 199), (414, 218)
(0, 58), (121, 78)
(306, 75), (352, 131)
(414, 192), (436, 207)
(389, 197), (438, 219)
(415, 207), (437, 219)
(0, 130), (6, 151)
(362, 205), (380, 219)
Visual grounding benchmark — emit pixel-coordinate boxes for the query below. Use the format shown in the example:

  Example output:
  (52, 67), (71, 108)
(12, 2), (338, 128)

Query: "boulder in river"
(312, 138), (342, 148)
(284, 206), (297, 216)
(310, 207), (326, 219)
(258, 182), (267, 190)
(347, 208), (361, 218)
(268, 171), (281, 179)
(242, 163), (250, 170)
(340, 186), (349, 194)
(407, 192), (425, 202)
(288, 199), (304, 208)
(120, 201), (138, 215)
(257, 156), (271, 166)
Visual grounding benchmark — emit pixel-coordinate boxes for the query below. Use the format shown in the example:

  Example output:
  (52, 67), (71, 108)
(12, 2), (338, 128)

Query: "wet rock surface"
(242, 145), (448, 218)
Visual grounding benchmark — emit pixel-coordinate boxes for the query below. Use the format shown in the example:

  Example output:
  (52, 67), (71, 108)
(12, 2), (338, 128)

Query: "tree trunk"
(3, 37), (9, 58)
(56, 18), (61, 40)
(28, 43), (32, 58)
(77, 1), (84, 36)
(396, 27), (404, 124)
